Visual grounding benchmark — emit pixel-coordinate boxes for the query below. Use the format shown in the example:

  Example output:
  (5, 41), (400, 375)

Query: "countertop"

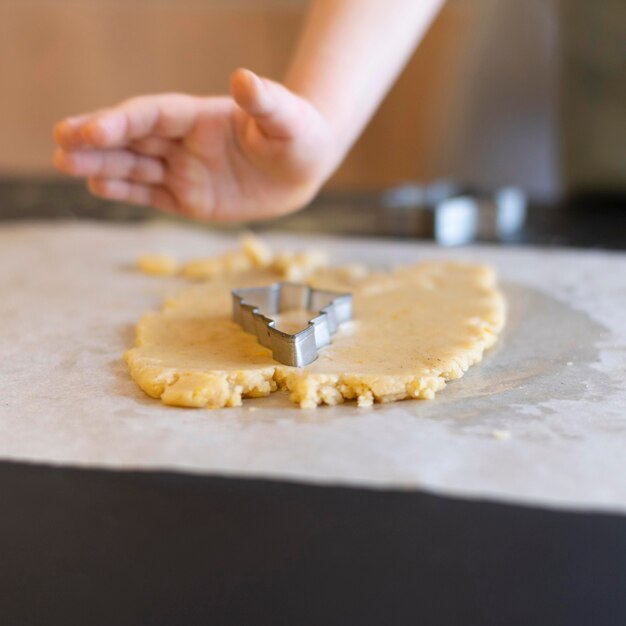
(1, 180), (625, 626)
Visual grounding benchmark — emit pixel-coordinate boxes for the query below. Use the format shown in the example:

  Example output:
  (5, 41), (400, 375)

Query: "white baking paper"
(1, 221), (625, 512)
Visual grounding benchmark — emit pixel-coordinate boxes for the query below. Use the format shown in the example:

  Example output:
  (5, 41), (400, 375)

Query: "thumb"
(230, 68), (303, 140)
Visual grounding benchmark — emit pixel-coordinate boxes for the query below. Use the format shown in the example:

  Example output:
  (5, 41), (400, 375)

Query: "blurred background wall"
(4, 0), (618, 200)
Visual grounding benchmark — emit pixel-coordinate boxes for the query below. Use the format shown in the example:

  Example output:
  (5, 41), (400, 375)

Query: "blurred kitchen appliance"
(382, 180), (527, 246)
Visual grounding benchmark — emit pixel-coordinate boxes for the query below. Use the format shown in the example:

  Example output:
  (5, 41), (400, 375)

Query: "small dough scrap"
(182, 233), (274, 278)
(182, 250), (253, 280)
(137, 254), (180, 277)
(126, 255), (506, 409)
(137, 234), (273, 280)
(272, 250), (329, 281)
(137, 234), (333, 286)
(241, 233), (274, 267)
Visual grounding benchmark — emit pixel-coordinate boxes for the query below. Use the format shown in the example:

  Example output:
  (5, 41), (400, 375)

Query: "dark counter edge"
(2, 176), (626, 250)
(1, 459), (625, 626)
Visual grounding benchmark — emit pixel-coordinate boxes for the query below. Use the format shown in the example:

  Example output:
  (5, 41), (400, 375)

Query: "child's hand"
(53, 69), (334, 221)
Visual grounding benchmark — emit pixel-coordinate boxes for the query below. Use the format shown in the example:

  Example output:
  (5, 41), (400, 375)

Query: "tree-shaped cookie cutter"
(232, 283), (352, 367)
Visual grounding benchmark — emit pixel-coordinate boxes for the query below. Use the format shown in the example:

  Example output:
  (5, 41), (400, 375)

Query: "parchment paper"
(1, 221), (625, 512)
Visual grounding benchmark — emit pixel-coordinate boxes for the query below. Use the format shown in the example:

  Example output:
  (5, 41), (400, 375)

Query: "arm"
(286, 0), (444, 173)
(53, 0), (443, 221)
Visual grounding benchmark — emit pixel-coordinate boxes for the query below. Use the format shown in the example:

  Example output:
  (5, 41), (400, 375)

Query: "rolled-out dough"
(126, 242), (505, 408)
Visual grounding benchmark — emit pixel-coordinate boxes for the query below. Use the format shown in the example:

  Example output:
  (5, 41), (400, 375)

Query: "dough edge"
(126, 242), (506, 409)
(125, 292), (504, 409)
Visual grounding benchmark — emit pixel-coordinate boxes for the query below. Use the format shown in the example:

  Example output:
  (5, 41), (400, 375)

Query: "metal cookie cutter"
(232, 283), (352, 367)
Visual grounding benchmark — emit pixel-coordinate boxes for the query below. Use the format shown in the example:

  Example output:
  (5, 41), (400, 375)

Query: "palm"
(163, 98), (326, 221)
(53, 71), (334, 222)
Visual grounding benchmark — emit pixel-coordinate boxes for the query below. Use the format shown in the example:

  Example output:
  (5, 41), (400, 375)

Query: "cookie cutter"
(232, 283), (352, 367)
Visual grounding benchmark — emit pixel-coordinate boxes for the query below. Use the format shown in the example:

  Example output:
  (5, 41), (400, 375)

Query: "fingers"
(53, 148), (165, 184)
(53, 112), (104, 150)
(129, 137), (173, 158)
(230, 68), (306, 140)
(88, 178), (178, 213)
(54, 94), (200, 150)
